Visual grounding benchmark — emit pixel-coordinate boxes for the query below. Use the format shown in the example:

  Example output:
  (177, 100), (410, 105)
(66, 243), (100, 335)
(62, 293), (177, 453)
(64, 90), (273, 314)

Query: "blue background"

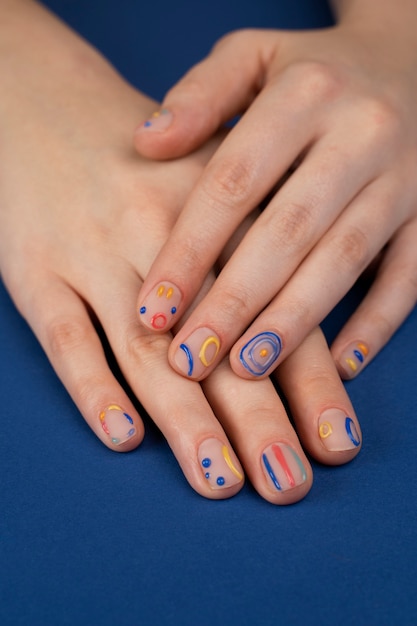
(1, 1), (417, 625)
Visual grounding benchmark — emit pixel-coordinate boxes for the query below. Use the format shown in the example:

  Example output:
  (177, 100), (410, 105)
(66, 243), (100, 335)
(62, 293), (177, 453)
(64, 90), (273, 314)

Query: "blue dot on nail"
(139, 306), (146, 315)
(144, 121), (152, 127)
(202, 458), (211, 468)
(205, 472), (210, 479)
(217, 476), (225, 486)
(171, 307), (177, 315)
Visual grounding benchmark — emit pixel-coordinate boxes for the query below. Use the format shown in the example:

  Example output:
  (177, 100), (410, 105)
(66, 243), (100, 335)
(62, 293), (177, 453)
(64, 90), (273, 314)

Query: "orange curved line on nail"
(357, 342), (369, 356)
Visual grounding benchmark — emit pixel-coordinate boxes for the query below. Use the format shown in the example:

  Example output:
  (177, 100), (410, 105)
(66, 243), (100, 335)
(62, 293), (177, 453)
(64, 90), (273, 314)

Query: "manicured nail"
(318, 408), (361, 452)
(99, 404), (136, 445)
(139, 281), (182, 331)
(262, 443), (307, 492)
(198, 438), (243, 490)
(339, 341), (369, 378)
(239, 331), (282, 376)
(139, 108), (173, 132)
(174, 327), (221, 378)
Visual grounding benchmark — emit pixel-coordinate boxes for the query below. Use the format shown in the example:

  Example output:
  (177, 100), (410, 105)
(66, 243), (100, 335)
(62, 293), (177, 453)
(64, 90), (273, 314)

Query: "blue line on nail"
(239, 332), (282, 376)
(345, 417), (361, 447)
(354, 349), (364, 363)
(262, 453), (282, 491)
(179, 343), (194, 376)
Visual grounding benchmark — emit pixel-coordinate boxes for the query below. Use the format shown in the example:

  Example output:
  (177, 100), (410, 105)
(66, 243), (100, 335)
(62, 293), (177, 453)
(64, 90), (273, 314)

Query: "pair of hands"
(3, 0), (415, 504)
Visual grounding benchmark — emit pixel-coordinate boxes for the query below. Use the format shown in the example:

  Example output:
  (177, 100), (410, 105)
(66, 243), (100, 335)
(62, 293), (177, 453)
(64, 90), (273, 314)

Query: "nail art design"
(174, 327), (221, 378)
(139, 282), (182, 330)
(318, 408), (361, 452)
(262, 443), (307, 492)
(340, 341), (369, 377)
(198, 438), (243, 490)
(141, 108), (173, 131)
(99, 404), (136, 445)
(239, 332), (282, 376)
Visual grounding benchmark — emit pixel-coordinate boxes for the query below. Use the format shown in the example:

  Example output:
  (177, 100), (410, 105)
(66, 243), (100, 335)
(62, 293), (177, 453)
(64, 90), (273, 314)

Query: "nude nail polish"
(99, 404), (136, 445)
(318, 408), (361, 452)
(140, 108), (173, 132)
(261, 443), (307, 492)
(174, 327), (221, 378)
(198, 438), (243, 490)
(239, 331), (282, 376)
(139, 281), (182, 331)
(339, 341), (369, 378)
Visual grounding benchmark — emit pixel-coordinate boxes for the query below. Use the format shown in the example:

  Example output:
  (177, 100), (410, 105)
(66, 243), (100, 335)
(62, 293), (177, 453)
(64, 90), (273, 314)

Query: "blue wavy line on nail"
(179, 343), (193, 376)
(345, 417), (361, 447)
(239, 332), (282, 376)
(353, 349), (364, 363)
(262, 453), (282, 491)
(123, 412), (134, 425)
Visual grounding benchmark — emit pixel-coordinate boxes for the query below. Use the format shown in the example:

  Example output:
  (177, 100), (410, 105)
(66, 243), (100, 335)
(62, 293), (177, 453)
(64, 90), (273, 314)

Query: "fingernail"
(318, 408), (361, 451)
(139, 282), (182, 331)
(139, 108), (173, 132)
(239, 331), (282, 376)
(198, 438), (243, 490)
(339, 341), (369, 378)
(99, 404), (136, 445)
(174, 327), (221, 378)
(261, 443), (307, 492)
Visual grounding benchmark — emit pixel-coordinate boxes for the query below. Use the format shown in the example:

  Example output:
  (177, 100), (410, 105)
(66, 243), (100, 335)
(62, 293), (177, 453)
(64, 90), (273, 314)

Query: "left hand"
(134, 22), (417, 382)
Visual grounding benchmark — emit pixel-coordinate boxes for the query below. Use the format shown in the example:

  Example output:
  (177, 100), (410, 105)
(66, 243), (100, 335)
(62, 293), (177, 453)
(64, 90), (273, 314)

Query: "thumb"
(133, 29), (272, 160)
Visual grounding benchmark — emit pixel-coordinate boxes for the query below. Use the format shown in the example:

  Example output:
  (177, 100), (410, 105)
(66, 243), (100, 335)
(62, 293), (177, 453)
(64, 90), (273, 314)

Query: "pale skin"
(0, 0), (362, 505)
(134, 0), (417, 383)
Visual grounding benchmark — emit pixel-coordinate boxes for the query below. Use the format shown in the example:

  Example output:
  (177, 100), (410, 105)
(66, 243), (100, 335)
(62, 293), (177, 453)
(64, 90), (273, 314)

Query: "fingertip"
(133, 105), (213, 160)
(96, 403), (145, 452)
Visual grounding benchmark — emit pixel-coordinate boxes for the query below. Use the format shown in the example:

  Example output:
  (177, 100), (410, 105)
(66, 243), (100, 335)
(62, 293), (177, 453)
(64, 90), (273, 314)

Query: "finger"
(16, 275), (145, 451)
(331, 219), (417, 379)
(136, 62), (334, 335)
(202, 358), (312, 505)
(275, 327), (362, 466)
(133, 30), (278, 159)
(230, 171), (408, 380)
(91, 271), (245, 499)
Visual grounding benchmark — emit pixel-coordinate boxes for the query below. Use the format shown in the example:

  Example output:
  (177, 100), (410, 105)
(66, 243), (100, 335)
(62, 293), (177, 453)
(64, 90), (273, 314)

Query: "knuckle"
(202, 157), (255, 210)
(289, 61), (343, 105)
(360, 97), (402, 144)
(47, 317), (91, 359)
(214, 284), (254, 327)
(266, 201), (316, 253)
(125, 326), (171, 370)
(331, 227), (370, 273)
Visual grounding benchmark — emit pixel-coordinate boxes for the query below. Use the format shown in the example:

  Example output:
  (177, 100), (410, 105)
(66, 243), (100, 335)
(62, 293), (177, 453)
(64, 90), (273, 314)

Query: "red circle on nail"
(151, 313), (167, 329)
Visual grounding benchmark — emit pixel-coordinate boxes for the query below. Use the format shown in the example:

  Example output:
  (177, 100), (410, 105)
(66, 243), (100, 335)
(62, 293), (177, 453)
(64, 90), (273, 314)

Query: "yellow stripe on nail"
(346, 358), (357, 371)
(222, 445), (243, 480)
(157, 285), (165, 297)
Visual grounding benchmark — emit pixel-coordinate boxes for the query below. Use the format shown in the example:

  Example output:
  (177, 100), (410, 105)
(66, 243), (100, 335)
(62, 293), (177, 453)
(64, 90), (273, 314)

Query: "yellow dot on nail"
(319, 422), (333, 439)
(152, 111), (161, 118)
(346, 358), (357, 371)
(259, 349), (268, 357)
(157, 285), (165, 297)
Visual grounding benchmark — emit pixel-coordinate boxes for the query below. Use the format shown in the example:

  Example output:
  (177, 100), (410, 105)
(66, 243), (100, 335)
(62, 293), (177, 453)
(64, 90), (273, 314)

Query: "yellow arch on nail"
(199, 336), (220, 367)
